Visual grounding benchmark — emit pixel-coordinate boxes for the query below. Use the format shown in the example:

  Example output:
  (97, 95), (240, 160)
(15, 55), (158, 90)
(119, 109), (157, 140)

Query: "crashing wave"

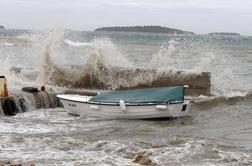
(190, 90), (252, 108)
(35, 44), (210, 96)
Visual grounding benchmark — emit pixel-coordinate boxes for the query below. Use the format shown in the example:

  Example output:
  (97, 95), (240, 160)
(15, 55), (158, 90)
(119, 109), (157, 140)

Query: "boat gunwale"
(57, 95), (186, 106)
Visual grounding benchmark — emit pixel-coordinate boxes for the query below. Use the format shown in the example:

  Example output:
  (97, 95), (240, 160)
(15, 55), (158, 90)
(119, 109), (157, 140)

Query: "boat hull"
(57, 94), (191, 119)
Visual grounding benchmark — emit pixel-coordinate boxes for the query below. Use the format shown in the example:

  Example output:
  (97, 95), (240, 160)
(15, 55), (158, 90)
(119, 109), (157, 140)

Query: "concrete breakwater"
(47, 66), (211, 96)
(81, 68), (211, 96)
(11, 66), (211, 97)
(10, 88), (61, 111)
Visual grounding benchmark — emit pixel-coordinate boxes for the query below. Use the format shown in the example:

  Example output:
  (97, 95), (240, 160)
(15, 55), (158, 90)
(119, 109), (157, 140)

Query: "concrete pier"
(10, 88), (61, 111)
(1, 75), (61, 116)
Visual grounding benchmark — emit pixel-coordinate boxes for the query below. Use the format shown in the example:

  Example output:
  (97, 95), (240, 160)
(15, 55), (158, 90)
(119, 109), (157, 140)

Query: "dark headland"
(0, 25), (5, 29)
(95, 26), (194, 34)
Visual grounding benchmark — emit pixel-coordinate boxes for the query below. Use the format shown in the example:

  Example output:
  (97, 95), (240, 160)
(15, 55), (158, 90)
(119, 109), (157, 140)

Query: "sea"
(0, 28), (251, 166)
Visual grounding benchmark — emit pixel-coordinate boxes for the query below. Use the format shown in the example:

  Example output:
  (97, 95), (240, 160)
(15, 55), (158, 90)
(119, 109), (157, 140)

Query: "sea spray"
(36, 28), (65, 84)
(64, 39), (93, 47)
(148, 37), (246, 96)
(149, 40), (181, 69)
(35, 35), (210, 95)
(3, 30), (249, 97)
(36, 37), (132, 87)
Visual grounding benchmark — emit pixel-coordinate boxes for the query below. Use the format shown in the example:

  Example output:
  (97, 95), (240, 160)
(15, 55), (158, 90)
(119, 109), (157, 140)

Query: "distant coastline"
(207, 32), (240, 36)
(0, 25), (242, 36)
(95, 26), (194, 34)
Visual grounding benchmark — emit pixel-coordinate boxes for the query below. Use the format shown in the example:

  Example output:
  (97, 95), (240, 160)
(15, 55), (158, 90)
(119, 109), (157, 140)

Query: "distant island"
(95, 26), (194, 34)
(0, 25), (4, 29)
(208, 32), (240, 36)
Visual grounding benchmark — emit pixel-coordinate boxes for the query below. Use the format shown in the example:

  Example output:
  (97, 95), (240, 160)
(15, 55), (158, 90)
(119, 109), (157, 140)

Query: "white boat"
(57, 86), (191, 119)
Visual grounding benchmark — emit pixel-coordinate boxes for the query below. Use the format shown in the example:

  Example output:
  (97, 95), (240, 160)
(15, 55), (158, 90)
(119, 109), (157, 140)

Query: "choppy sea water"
(0, 29), (252, 165)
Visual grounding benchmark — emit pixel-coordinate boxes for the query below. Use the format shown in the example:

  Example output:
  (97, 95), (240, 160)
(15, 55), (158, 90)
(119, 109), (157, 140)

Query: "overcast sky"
(1, 0), (252, 35)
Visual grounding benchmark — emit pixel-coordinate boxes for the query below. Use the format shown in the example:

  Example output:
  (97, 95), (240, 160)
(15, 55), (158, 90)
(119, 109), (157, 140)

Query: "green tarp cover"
(89, 86), (185, 104)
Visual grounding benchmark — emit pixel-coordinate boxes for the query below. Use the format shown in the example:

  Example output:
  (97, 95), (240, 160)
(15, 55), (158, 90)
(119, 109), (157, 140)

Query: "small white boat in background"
(57, 86), (191, 119)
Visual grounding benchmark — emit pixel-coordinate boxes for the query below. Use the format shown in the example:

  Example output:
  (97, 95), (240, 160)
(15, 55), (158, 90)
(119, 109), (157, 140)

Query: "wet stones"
(133, 154), (156, 166)
(0, 160), (35, 166)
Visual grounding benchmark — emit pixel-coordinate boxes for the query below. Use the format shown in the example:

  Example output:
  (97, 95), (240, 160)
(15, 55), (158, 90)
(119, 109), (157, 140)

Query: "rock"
(133, 154), (156, 166)
(0, 160), (35, 166)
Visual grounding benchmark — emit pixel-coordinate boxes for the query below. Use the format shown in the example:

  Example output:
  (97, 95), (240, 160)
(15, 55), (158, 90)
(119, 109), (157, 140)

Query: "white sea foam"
(64, 39), (93, 47)
(149, 40), (181, 69)
(0, 43), (15, 46)
(218, 150), (252, 165)
(1, 103), (251, 165)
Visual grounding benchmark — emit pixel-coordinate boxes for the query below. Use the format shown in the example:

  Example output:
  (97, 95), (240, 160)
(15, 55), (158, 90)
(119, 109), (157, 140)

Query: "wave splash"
(3, 29), (251, 100)
(38, 42), (210, 96)
(29, 31), (209, 95)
